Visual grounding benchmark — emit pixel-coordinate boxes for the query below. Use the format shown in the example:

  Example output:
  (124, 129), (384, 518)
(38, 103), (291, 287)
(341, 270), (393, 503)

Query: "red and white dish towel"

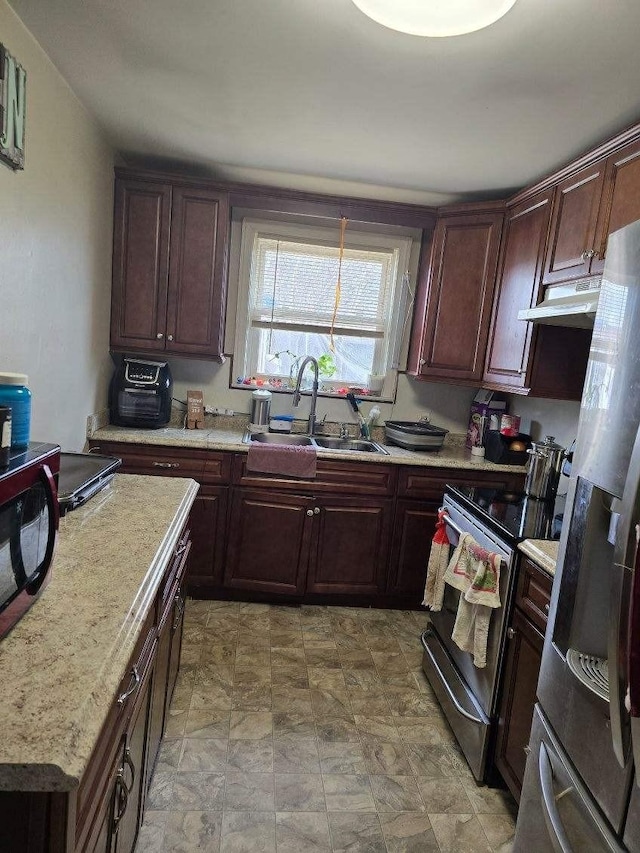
(443, 533), (502, 668)
(422, 509), (451, 610)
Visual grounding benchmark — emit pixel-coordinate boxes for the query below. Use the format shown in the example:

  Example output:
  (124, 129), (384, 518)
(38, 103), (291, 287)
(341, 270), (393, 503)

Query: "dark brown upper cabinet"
(483, 190), (591, 400)
(111, 176), (229, 360)
(542, 161), (606, 284)
(408, 209), (504, 385)
(592, 137), (640, 273)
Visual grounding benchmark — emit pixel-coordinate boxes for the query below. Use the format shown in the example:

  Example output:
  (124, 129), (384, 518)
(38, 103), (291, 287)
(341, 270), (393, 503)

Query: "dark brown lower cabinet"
(225, 489), (313, 596)
(184, 486), (228, 592)
(307, 495), (393, 596)
(388, 499), (438, 597)
(495, 556), (553, 801)
(225, 489), (393, 599)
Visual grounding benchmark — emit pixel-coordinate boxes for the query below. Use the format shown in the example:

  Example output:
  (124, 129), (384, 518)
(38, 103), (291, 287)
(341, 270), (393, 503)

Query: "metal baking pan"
(57, 452), (122, 515)
(384, 420), (449, 451)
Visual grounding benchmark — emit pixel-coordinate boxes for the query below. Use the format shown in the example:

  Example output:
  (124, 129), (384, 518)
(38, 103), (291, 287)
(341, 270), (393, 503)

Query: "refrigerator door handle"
(610, 426), (640, 767)
(539, 741), (574, 853)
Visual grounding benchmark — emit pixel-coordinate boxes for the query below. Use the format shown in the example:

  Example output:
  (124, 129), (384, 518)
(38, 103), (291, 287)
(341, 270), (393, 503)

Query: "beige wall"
(0, 1), (113, 452)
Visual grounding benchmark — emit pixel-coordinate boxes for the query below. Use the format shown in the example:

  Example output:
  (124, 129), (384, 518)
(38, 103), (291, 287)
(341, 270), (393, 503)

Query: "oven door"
(420, 495), (514, 781)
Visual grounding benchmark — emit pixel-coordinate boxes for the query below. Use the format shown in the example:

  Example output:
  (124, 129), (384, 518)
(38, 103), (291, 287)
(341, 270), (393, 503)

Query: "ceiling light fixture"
(350, 0), (518, 37)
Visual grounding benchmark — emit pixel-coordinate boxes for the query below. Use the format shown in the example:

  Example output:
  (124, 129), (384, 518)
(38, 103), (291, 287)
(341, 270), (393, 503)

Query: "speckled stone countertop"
(518, 539), (559, 577)
(90, 424), (527, 475)
(0, 473), (198, 792)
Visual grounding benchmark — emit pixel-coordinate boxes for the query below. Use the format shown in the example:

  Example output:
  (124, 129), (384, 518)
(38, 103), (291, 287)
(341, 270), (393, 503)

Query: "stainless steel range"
(421, 485), (563, 783)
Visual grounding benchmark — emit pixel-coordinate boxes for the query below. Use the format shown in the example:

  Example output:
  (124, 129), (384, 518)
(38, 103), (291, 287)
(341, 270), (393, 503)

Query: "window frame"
(232, 217), (413, 400)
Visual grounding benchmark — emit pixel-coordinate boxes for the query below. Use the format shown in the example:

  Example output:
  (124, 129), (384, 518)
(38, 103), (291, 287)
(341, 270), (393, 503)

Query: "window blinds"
(248, 235), (397, 337)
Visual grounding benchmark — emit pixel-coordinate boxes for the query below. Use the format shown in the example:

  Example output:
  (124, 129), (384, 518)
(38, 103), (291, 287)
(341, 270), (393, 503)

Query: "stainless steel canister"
(525, 435), (567, 500)
(250, 389), (272, 431)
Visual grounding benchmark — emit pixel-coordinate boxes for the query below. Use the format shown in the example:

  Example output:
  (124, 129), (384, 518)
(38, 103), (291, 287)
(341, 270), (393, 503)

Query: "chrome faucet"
(292, 356), (320, 435)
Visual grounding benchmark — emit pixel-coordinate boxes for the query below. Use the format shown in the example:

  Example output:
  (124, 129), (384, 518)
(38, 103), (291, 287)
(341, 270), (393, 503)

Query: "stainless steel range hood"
(517, 278), (601, 328)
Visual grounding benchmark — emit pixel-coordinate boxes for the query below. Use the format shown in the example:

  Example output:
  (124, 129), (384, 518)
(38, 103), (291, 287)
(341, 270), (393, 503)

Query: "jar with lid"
(0, 373), (31, 450)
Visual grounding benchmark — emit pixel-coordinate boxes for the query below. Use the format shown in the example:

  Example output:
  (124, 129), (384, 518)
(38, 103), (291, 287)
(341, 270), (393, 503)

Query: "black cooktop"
(446, 484), (566, 543)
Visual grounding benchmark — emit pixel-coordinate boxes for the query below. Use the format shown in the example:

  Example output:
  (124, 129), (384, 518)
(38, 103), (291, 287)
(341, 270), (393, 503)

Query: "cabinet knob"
(167, 334), (174, 341)
(314, 507), (320, 515)
(507, 627), (516, 640)
(156, 332), (164, 339)
(544, 603), (550, 613)
(419, 359), (426, 367)
(524, 745), (531, 756)
(306, 509), (314, 516)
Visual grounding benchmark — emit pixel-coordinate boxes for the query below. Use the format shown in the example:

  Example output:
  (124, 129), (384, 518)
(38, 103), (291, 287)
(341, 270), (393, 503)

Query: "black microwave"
(0, 443), (60, 639)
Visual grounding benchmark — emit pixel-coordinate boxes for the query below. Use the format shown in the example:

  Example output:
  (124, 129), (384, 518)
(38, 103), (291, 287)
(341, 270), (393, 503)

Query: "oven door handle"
(439, 507), (505, 568)
(420, 629), (486, 725)
(440, 508), (464, 538)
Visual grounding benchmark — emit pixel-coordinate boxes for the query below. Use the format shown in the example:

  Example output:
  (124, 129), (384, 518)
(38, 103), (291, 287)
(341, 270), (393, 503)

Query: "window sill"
(230, 380), (394, 404)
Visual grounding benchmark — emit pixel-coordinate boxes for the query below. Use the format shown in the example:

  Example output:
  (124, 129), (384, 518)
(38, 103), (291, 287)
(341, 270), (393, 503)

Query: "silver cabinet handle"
(167, 334), (174, 341)
(117, 665), (140, 707)
(112, 770), (129, 833)
(306, 509), (313, 516)
(507, 627), (516, 640)
(173, 594), (185, 631)
(175, 542), (188, 557)
(123, 746), (135, 791)
(152, 461), (180, 469)
(156, 332), (164, 339)
(539, 741), (574, 853)
(314, 507), (320, 515)
(420, 629), (486, 726)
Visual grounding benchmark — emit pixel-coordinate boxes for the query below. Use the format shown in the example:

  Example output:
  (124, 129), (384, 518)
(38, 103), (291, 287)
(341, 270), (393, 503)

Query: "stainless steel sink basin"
(242, 431), (388, 455)
(243, 432), (313, 446)
(312, 436), (388, 454)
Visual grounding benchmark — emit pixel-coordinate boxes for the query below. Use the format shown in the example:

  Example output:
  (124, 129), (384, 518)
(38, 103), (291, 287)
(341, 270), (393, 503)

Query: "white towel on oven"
(443, 532), (502, 668)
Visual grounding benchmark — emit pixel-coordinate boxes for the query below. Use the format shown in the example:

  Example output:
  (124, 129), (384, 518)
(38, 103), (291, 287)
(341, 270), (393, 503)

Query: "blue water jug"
(0, 373), (31, 450)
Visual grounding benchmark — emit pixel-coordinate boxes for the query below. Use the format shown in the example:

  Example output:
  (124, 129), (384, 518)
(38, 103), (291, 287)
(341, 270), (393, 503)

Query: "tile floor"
(136, 600), (516, 853)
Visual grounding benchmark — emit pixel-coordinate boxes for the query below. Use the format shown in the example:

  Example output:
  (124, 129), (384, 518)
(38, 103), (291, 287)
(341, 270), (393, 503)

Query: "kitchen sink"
(243, 432), (314, 446)
(243, 431), (389, 455)
(312, 436), (388, 454)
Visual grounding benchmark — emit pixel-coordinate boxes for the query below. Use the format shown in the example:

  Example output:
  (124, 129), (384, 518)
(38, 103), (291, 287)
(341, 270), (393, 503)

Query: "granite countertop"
(518, 539), (559, 577)
(90, 424), (527, 475)
(0, 473), (198, 792)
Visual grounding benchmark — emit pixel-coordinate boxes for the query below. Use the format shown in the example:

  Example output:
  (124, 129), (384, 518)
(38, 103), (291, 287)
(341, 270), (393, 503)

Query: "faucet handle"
(339, 422), (351, 439)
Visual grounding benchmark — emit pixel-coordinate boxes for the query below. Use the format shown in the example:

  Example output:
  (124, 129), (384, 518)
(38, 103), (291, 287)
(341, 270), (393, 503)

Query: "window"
(233, 219), (413, 399)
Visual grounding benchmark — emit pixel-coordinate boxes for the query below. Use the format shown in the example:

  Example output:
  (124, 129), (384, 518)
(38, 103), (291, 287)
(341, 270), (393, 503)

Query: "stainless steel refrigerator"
(514, 219), (640, 851)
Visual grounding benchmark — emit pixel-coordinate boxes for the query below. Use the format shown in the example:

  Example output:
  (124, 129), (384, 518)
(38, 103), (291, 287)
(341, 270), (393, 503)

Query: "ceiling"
(9, 0), (640, 205)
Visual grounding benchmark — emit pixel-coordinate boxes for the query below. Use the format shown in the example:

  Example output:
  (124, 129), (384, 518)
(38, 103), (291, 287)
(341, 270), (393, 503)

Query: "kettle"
(525, 436), (567, 501)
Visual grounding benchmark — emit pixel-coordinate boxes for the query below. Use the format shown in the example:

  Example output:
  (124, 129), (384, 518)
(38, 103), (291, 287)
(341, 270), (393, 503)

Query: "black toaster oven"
(109, 357), (173, 428)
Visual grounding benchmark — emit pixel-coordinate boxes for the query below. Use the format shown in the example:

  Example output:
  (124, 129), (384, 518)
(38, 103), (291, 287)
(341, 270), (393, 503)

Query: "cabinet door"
(542, 162), (606, 284)
(412, 211), (503, 384)
(147, 613), (172, 780)
(113, 662), (153, 853)
(306, 496), (393, 596)
(225, 489), (313, 595)
(483, 191), (552, 392)
(592, 138), (640, 273)
(495, 607), (544, 802)
(186, 486), (228, 590)
(110, 180), (171, 352)
(166, 187), (229, 359)
(387, 499), (438, 599)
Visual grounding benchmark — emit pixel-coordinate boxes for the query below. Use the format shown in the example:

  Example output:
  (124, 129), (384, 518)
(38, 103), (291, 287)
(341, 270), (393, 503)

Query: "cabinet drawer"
(232, 454), (397, 496)
(88, 441), (232, 484)
(397, 466), (525, 500)
(75, 607), (156, 846)
(516, 556), (553, 632)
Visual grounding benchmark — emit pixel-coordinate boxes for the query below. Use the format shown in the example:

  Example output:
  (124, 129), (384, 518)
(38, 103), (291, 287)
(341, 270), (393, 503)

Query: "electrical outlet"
(204, 406), (216, 414)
